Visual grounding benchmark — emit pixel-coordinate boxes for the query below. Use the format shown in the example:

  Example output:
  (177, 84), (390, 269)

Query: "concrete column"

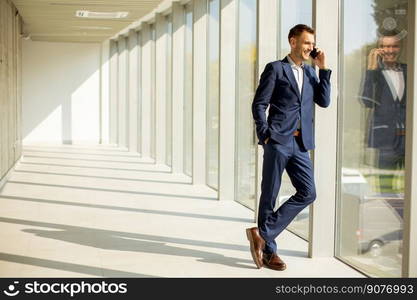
(172, 2), (185, 174)
(254, 0), (278, 221)
(192, 0), (208, 185)
(165, 17), (173, 167)
(137, 31), (142, 155)
(150, 24), (156, 160)
(141, 23), (152, 159)
(127, 30), (139, 153)
(403, 0), (417, 277)
(309, 0), (339, 257)
(117, 36), (128, 148)
(109, 39), (118, 145)
(155, 14), (168, 164)
(100, 40), (110, 144)
(15, 13), (22, 159)
(218, 0), (237, 201)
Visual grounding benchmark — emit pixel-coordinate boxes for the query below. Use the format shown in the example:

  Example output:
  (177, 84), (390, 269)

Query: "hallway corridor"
(0, 144), (363, 277)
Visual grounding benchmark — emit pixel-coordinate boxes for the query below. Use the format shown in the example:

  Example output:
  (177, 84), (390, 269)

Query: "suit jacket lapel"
(301, 67), (308, 103)
(281, 58), (301, 101)
(381, 70), (399, 101)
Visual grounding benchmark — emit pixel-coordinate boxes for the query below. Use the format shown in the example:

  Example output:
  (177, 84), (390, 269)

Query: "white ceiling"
(11, 0), (164, 43)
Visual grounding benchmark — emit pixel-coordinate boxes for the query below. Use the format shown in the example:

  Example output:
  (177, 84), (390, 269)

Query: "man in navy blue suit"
(246, 24), (332, 271)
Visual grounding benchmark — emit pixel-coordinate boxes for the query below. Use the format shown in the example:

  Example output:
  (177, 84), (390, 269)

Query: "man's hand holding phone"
(311, 47), (327, 69)
(367, 48), (384, 70)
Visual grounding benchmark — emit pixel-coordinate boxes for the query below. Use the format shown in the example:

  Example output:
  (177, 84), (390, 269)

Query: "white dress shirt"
(382, 69), (405, 101)
(287, 55), (304, 130)
(287, 55), (304, 94)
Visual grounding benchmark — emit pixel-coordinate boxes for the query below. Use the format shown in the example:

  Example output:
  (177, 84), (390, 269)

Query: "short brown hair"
(377, 29), (401, 47)
(288, 24), (315, 42)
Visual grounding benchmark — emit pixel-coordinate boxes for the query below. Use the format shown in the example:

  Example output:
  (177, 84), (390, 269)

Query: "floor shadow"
(19, 162), (171, 174)
(0, 195), (251, 223)
(0, 217), (254, 271)
(23, 145), (130, 153)
(0, 252), (154, 277)
(5, 181), (217, 201)
(23, 154), (159, 165)
(23, 149), (153, 160)
(13, 170), (192, 185)
(277, 249), (308, 258)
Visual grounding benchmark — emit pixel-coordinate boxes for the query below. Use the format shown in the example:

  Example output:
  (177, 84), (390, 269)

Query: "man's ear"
(289, 37), (296, 49)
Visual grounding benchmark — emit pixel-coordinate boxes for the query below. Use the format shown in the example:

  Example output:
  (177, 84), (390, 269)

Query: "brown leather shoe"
(245, 227), (265, 269)
(263, 253), (286, 271)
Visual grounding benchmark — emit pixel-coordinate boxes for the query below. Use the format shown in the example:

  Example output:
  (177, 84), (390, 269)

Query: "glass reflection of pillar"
(207, 0), (220, 190)
(235, 0), (257, 210)
(184, 3), (193, 176)
(337, 0), (407, 278)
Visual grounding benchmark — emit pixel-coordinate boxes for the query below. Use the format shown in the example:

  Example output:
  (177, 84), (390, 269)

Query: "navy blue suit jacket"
(359, 64), (407, 149)
(252, 57), (332, 150)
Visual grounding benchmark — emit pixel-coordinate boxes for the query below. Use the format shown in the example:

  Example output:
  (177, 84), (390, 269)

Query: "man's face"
(290, 31), (315, 61)
(380, 36), (401, 63)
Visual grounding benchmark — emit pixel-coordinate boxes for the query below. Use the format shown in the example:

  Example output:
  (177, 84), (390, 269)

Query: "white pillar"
(109, 39), (118, 145)
(255, 0), (278, 220)
(127, 30), (139, 153)
(141, 24), (152, 159)
(137, 31), (142, 155)
(117, 36), (128, 148)
(218, 0), (237, 201)
(155, 13), (168, 165)
(192, 0), (208, 185)
(309, 0), (339, 257)
(172, 2), (185, 174)
(403, 0), (417, 277)
(100, 40), (110, 144)
(16, 13), (22, 158)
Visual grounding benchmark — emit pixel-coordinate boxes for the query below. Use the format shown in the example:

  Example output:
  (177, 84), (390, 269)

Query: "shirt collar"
(381, 61), (402, 72)
(287, 54), (304, 68)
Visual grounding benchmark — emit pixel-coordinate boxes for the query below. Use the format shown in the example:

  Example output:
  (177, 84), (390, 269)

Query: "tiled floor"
(0, 144), (363, 277)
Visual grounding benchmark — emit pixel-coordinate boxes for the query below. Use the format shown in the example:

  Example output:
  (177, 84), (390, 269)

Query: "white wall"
(22, 40), (101, 144)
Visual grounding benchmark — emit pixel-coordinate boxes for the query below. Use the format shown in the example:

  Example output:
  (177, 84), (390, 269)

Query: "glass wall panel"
(235, 0), (257, 209)
(277, 0), (312, 240)
(278, 0), (312, 57)
(207, 0), (220, 190)
(184, 3), (193, 176)
(150, 24), (156, 159)
(337, 0), (408, 277)
(166, 16), (173, 167)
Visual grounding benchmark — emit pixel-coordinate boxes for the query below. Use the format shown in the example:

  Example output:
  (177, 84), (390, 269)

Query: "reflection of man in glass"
(361, 30), (406, 193)
(247, 24), (331, 271)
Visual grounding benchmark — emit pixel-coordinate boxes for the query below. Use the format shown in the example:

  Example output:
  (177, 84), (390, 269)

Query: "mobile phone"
(310, 47), (318, 59)
(375, 51), (384, 68)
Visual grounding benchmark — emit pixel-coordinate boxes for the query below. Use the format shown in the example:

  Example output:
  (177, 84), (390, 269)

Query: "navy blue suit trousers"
(258, 136), (316, 254)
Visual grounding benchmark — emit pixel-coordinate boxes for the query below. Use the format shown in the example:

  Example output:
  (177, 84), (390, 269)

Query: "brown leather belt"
(293, 130), (301, 136)
(396, 129), (405, 136)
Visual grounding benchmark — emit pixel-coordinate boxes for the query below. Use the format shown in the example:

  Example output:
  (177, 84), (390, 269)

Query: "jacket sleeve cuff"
(319, 68), (332, 79)
(258, 128), (270, 145)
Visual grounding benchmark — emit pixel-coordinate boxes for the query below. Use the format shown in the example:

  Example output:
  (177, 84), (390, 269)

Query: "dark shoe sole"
(263, 260), (287, 271)
(246, 228), (263, 269)
(263, 264), (286, 271)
